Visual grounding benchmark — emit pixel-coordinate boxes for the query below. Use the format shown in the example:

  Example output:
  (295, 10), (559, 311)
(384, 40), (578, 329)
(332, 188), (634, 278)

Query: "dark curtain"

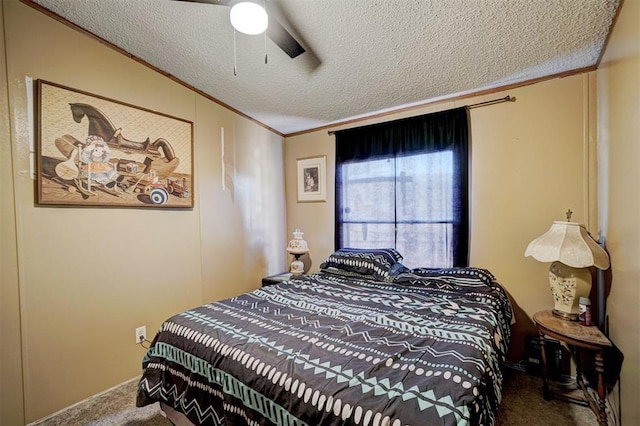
(334, 107), (470, 267)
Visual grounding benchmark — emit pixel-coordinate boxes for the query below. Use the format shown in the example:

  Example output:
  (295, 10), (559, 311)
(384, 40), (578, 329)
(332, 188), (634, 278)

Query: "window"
(338, 151), (454, 268)
(335, 108), (469, 268)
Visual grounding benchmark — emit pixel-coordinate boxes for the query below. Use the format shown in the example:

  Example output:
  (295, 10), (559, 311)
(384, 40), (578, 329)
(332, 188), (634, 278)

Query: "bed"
(137, 248), (513, 426)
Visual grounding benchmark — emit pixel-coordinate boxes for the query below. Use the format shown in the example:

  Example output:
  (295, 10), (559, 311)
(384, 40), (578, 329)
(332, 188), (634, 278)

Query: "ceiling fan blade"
(266, 17), (305, 59)
(173, 0), (233, 5)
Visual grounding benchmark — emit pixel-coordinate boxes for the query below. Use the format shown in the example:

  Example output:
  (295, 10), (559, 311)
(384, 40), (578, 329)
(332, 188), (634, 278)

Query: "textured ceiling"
(29, 0), (619, 136)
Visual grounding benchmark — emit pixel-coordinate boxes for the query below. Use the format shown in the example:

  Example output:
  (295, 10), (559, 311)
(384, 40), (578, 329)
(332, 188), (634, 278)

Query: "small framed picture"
(296, 155), (326, 202)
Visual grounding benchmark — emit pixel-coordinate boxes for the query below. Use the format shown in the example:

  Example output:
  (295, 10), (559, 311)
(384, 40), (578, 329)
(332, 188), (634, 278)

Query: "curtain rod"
(467, 95), (515, 109)
(327, 95), (516, 135)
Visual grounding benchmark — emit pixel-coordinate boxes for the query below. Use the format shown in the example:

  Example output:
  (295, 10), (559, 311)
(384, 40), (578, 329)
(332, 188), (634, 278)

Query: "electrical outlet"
(135, 326), (147, 344)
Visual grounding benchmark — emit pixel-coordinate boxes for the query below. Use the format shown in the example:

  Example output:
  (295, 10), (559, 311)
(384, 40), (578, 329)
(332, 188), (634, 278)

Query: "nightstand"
(533, 310), (612, 426)
(261, 272), (293, 287)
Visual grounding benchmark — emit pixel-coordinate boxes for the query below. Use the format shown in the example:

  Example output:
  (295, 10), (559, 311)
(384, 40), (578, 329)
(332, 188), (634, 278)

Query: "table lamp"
(524, 211), (610, 321)
(286, 229), (309, 275)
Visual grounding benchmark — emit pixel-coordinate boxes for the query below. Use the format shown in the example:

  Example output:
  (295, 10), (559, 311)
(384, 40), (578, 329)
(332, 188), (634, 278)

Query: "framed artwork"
(36, 80), (194, 208)
(296, 155), (326, 202)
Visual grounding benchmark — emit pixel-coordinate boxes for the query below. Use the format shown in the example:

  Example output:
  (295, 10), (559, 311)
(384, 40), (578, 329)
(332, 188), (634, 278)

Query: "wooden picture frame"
(36, 80), (194, 208)
(296, 155), (326, 202)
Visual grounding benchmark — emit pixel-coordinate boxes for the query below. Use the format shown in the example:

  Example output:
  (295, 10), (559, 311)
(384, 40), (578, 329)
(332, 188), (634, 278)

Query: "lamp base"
(290, 259), (304, 275)
(289, 253), (305, 275)
(548, 261), (592, 321)
(552, 309), (577, 321)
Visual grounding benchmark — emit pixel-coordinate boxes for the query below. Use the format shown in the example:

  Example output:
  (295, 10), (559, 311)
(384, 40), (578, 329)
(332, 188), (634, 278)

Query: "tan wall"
(0, 1), (26, 425)
(194, 95), (287, 303)
(597, 0), (640, 423)
(0, 1), (286, 423)
(284, 133), (335, 272)
(285, 74), (597, 360)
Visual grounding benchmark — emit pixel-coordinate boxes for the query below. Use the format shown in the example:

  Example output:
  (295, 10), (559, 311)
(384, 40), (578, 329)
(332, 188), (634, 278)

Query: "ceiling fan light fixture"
(230, 1), (268, 35)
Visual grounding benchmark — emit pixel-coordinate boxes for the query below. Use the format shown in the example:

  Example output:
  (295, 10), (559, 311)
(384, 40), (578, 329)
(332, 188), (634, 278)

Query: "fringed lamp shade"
(525, 221), (610, 321)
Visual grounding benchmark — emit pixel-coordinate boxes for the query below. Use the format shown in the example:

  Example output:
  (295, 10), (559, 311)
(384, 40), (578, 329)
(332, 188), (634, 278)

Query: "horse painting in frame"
(36, 80), (194, 208)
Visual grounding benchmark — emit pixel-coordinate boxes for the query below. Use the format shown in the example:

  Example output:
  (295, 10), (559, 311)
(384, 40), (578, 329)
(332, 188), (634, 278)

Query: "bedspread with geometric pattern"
(137, 270), (513, 426)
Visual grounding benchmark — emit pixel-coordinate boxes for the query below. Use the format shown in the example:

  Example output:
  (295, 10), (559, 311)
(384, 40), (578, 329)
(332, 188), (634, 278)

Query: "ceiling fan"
(174, 0), (306, 59)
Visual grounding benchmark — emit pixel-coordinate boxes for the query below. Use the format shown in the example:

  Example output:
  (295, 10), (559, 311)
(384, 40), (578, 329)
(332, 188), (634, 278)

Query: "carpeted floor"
(32, 370), (598, 425)
(31, 377), (170, 426)
(496, 370), (597, 425)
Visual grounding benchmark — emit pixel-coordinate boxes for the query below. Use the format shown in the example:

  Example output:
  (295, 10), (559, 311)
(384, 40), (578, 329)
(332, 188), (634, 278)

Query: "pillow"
(319, 248), (404, 282)
(388, 262), (410, 278)
(394, 267), (496, 288)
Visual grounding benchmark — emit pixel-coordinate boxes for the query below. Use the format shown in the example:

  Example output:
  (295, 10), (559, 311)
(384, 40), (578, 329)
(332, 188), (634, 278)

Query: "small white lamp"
(525, 210), (610, 320)
(230, 1), (268, 35)
(286, 229), (309, 275)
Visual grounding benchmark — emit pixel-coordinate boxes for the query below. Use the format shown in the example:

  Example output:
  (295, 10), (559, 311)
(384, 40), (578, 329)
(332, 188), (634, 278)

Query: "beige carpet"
(496, 370), (598, 425)
(32, 370), (598, 425)
(31, 379), (170, 426)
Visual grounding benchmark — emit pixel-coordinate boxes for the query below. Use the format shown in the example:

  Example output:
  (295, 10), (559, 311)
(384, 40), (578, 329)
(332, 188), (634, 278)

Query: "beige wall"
(0, 0), (286, 423)
(284, 133), (335, 272)
(194, 95), (287, 303)
(286, 74), (597, 359)
(597, 0), (640, 423)
(1, 1), (26, 425)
